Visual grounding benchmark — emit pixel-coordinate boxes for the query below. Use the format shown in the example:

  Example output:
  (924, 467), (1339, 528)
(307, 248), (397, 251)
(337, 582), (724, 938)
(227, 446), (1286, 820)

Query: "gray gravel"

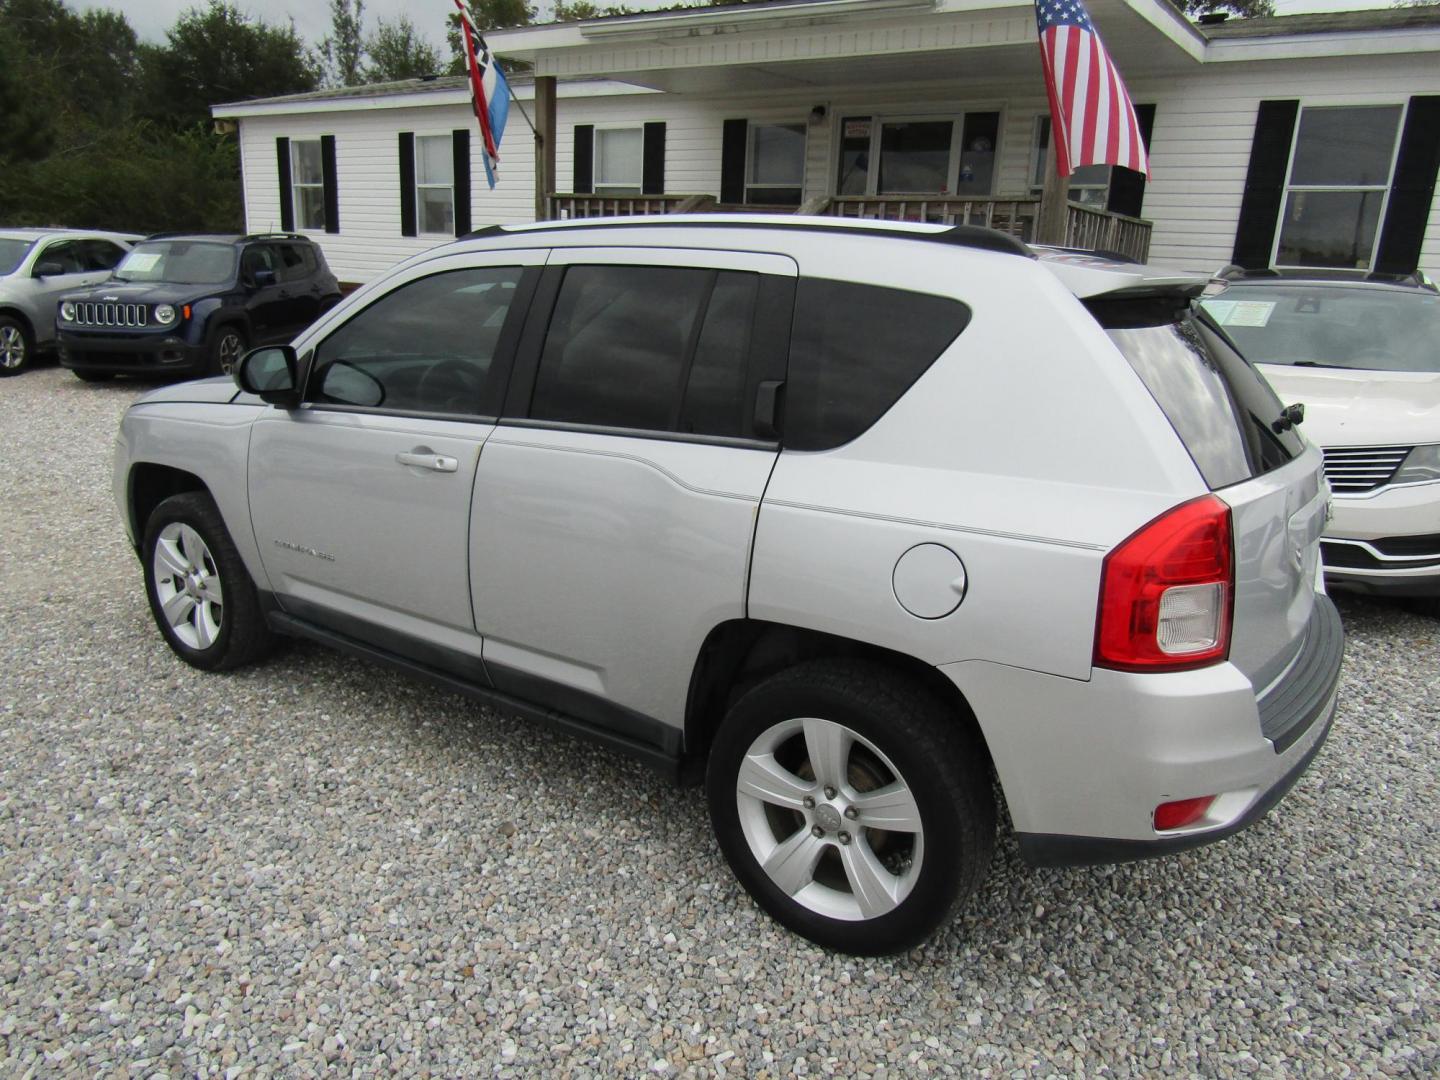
(1, 363), (1438, 1078)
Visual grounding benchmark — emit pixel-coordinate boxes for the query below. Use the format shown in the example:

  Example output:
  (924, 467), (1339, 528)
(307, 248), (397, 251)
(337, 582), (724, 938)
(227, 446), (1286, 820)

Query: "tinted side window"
(37, 240), (85, 274)
(530, 265), (760, 436)
(241, 245), (275, 280)
(81, 240), (126, 271)
(310, 267), (524, 416)
(785, 279), (972, 450)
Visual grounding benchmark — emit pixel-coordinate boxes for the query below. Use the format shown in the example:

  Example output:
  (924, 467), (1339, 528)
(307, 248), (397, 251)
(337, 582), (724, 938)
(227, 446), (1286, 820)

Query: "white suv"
(113, 218), (1342, 954)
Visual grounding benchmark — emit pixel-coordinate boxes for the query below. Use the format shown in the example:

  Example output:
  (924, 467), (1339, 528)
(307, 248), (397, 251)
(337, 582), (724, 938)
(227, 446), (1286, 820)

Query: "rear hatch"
(1085, 283), (1328, 692)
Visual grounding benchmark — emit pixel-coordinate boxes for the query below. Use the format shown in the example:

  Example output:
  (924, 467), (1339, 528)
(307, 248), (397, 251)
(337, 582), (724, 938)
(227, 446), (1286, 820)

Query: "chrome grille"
(74, 302), (149, 328)
(1321, 446), (1411, 494)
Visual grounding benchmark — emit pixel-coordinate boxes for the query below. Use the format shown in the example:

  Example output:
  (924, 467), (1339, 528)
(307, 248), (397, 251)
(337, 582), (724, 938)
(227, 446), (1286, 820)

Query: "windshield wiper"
(1288, 361), (1346, 369)
(111, 275), (130, 282)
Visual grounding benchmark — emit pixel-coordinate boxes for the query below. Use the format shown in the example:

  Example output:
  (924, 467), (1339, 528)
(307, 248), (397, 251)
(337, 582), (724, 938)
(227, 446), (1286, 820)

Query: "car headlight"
(1394, 444), (1440, 485)
(154, 304), (177, 325)
(60, 301), (75, 321)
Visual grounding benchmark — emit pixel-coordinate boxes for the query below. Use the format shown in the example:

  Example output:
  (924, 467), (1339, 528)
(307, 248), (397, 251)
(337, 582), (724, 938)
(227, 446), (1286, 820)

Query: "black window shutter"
(1105, 104), (1156, 219)
(276, 137), (294, 232)
(453, 129), (472, 236)
(721, 119), (748, 205)
(642, 121), (666, 195)
(398, 133), (417, 237)
(320, 134), (339, 234)
(1231, 99), (1299, 269)
(573, 125), (594, 194)
(1374, 96), (1440, 276)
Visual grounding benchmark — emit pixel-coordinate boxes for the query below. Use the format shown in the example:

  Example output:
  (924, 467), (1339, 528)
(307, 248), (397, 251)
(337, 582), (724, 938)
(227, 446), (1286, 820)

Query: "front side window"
(310, 266), (524, 416)
(114, 241), (236, 285)
(747, 123), (806, 206)
(80, 239), (127, 271)
(594, 127), (643, 193)
(291, 139), (326, 230)
(34, 240), (86, 274)
(415, 134), (455, 236)
(1275, 105), (1403, 270)
(1201, 284), (1440, 374)
(836, 112), (1000, 199)
(530, 265), (761, 436)
(1030, 116), (1113, 209)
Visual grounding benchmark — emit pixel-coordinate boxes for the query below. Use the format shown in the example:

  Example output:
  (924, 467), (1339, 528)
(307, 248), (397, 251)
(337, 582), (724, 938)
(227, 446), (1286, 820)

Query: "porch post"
(1036, 135), (1068, 246)
(534, 75), (557, 222)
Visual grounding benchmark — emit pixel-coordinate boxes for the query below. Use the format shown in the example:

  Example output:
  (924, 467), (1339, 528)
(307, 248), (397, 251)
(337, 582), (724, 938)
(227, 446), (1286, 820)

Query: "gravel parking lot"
(1, 364), (1437, 1077)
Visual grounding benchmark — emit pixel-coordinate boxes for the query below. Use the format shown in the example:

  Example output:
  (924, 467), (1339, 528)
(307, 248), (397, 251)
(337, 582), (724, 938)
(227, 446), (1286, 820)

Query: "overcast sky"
(80, 0), (1396, 49)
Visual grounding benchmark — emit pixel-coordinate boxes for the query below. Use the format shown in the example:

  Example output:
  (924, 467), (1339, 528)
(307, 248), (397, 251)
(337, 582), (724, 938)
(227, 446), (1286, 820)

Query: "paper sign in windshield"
(123, 253), (161, 273)
(1203, 299), (1275, 328)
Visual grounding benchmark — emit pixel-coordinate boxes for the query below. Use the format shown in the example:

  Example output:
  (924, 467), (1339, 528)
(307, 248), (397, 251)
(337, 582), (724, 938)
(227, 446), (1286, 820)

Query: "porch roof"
(487, 0), (1205, 95)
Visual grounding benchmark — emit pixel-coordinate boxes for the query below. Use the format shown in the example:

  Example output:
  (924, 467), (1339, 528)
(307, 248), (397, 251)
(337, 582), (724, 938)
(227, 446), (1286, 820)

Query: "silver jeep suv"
(112, 217), (1343, 954)
(0, 228), (139, 375)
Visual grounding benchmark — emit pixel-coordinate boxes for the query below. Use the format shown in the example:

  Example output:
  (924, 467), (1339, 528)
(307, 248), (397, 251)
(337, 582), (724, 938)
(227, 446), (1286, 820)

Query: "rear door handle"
(396, 450), (458, 473)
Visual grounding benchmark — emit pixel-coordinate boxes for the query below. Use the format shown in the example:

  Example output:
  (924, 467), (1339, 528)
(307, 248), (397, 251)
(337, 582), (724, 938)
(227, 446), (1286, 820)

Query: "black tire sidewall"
(141, 494), (241, 671)
(0, 316), (33, 376)
(707, 668), (983, 955)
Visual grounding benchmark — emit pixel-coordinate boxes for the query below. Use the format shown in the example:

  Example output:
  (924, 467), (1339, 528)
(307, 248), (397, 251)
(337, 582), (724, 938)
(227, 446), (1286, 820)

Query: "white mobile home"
(213, 0), (1440, 284)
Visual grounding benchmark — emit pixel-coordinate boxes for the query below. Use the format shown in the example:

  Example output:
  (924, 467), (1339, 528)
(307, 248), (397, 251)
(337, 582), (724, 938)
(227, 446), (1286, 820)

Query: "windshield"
(114, 241), (235, 285)
(1200, 284), (1440, 373)
(0, 238), (35, 276)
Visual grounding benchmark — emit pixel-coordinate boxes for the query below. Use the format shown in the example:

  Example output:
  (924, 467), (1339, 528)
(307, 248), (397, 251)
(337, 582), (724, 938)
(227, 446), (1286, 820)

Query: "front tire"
(706, 660), (995, 954)
(0, 316), (34, 376)
(142, 492), (273, 671)
(209, 325), (246, 377)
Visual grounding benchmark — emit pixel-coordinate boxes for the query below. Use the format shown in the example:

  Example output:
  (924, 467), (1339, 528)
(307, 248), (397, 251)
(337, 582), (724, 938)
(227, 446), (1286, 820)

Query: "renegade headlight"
(1394, 444), (1440, 486)
(60, 301), (75, 322)
(154, 304), (177, 325)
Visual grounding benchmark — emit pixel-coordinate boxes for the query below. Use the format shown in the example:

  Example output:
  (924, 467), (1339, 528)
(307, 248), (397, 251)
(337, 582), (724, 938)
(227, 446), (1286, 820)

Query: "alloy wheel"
(217, 332), (243, 375)
(735, 717), (924, 921)
(0, 325), (26, 370)
(152, 522), (225, 650)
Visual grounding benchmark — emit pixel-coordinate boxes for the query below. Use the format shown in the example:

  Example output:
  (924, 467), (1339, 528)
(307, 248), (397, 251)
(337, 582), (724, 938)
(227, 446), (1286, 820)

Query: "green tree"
(446, 0), (535, 74)
(319, 0), (366, 87)
(141, 1), (319, 128)
(1183, 0), (1276, 17)
(365, 16), (443, 82)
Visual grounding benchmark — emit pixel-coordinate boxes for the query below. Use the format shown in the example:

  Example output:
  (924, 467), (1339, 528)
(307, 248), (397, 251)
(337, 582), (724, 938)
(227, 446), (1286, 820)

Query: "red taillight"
(1094, 495), (1234, 672)
(1154, 795), (1216, 831)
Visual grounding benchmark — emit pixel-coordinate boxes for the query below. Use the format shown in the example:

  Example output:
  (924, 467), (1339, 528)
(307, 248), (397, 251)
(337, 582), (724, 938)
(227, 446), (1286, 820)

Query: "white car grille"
(1321, 446), (1411, 494)
(74, 302), (149, 328)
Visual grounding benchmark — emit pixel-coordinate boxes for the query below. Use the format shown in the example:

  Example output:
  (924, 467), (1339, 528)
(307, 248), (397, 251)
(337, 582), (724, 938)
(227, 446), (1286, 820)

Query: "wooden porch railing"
(544, 192), (1153, 263)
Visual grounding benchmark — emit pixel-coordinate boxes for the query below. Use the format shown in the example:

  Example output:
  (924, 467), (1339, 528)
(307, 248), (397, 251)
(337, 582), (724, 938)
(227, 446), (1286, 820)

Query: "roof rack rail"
(240, 231), (309, 242)
(463, 217), (1034, 258)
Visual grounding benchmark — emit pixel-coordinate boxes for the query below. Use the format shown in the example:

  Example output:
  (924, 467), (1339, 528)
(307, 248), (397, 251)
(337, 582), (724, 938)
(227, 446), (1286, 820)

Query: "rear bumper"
(941, 594), (1343, 866)
(58, 329), (208, 376)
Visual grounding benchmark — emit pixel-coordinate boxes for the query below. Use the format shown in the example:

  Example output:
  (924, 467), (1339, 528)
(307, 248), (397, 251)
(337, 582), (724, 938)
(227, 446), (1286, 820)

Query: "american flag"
(454, 0), (510, 189)
(1035, 0), (1150, 178)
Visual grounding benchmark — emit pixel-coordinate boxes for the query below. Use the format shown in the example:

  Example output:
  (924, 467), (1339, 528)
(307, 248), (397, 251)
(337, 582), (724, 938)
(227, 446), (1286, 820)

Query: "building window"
(290, 139), (326, 230)
(594, 127), (643, 194)
(836, 113), (999, 199)
(1275, 105), (1403, 270)
(415, 134), (455, 236)
(1029, 116), (1113, 209)
(746, 123), (806, 206)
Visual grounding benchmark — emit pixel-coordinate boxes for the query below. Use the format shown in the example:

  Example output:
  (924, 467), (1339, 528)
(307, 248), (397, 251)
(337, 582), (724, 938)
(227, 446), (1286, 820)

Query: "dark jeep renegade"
(56, 233), (341, 381)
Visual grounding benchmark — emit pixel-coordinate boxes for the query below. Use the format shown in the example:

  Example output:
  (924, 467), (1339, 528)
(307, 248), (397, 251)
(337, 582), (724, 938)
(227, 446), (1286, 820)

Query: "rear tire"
(706, 659), (994, 954)
(0, 316), (34, 376)
(142, 492), (273, 671)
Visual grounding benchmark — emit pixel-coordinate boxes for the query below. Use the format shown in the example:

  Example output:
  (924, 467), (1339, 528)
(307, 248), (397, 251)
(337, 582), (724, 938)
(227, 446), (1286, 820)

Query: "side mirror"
(236, 344), (299, 407)
(252, 268), (278, 289)
(33, 261), (65, 278)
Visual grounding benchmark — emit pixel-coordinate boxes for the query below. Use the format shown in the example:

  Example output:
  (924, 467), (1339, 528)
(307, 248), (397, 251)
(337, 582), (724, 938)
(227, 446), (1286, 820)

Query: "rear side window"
(1098, 298), (1303, 489)
(530, 264), (763, 438)
(785, 279), (971, 451)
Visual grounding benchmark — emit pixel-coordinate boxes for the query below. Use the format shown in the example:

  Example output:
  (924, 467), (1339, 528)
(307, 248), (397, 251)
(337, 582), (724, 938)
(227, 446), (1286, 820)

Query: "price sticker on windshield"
(123, 252), (161, 273)
(1203, 299), (1275, 328)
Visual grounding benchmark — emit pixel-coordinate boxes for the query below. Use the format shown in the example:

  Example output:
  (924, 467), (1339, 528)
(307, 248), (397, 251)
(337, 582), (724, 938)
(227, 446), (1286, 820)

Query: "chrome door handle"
(396, 450), (458, 473)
